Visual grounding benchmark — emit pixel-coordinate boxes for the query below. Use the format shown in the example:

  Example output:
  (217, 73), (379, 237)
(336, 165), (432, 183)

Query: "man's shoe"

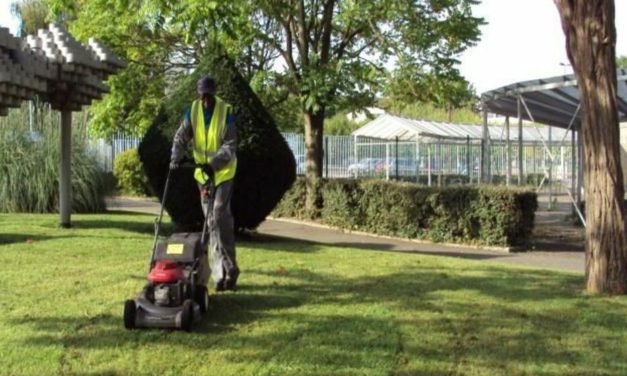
(215, 280), (225, 292)
(224, 268), (239, 290)
(224, 278), (237, 291)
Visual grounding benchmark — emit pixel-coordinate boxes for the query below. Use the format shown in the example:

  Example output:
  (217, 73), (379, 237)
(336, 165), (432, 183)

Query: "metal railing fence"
(88, 132), (574, 187)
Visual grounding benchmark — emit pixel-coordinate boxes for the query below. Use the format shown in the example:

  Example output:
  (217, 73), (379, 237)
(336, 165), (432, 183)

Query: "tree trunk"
(304, 108), (325, 215)
(555, 0), (627, 294)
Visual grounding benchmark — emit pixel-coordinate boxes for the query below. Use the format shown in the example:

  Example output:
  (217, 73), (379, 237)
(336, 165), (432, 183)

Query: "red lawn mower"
(123, 164), (212, 331)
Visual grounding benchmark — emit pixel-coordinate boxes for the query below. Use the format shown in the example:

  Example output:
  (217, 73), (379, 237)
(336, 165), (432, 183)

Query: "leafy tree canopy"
(44, 0), (482, 140)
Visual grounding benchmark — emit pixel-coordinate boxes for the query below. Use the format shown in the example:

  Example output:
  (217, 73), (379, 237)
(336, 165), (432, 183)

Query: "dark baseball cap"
(197, 75), (216, 95)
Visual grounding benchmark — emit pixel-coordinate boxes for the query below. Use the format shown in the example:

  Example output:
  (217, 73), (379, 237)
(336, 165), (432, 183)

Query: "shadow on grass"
(71, 213), (175, 236)
(241, 233), (506, 261)
(9, 238), (627, 374)
(0, 233), (65, 245)
(12, 290), (305, 346)
(238, 235), (327, 254)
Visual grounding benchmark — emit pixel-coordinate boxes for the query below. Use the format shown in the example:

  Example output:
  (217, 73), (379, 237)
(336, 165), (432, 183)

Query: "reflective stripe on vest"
(191, 97), (237, 185)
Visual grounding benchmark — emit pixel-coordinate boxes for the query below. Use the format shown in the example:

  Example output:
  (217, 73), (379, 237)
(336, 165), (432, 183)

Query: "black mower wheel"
(195, 285), (209, 313)
(123, 300), (136, 330)
(181, 299), (194, 332)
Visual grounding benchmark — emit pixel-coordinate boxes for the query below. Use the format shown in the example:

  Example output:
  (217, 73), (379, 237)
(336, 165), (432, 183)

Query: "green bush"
(427, 187), (479, 242)
(321, 179), (363, 229)
(0, 128), (107, 213)
(113, 148), (151, 196)
(272, 177), (306, 219)
(273, 177), (537, 247)
(473, 188), (537, 246)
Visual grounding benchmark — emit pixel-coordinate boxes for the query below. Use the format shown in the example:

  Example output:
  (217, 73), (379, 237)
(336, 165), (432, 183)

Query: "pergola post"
(59, 110), (72, 227)
(505, 116), (511, 186)
(517, 95), (524, 185)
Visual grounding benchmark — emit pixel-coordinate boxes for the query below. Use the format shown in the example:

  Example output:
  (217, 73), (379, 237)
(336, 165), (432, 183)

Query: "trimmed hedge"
(273, 178), (537, 247)
(139, 48), (295, 231)
(113, 148), (152, 196)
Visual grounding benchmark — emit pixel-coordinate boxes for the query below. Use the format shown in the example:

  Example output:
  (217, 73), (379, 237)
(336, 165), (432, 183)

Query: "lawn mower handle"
(149, 162), (214, 271)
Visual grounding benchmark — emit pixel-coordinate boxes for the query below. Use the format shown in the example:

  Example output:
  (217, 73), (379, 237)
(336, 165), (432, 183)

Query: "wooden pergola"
(0, 24), (125, 227)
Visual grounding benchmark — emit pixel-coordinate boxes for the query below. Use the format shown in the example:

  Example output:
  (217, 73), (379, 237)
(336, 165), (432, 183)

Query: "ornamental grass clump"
(0, 106), (107, 213)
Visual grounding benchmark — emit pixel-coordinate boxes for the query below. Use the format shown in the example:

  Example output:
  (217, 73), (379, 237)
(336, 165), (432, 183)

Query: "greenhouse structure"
(351, 114), (572, 189)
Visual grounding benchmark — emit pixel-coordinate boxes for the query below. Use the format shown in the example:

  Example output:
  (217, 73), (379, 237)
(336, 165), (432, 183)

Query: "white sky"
(459, 0), (627, 93)
(1, 0), (626, 94)
(0, 0), (18, 34)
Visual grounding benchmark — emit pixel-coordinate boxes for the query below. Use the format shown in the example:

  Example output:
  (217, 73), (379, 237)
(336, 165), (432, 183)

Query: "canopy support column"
(548, 125), (553, 209)
(481, 104), (488, 183)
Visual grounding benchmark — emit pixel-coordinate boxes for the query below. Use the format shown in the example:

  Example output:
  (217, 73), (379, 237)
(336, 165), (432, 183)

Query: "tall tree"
(238, 0), (483, 210)
(44, 0), (288, 139)
(46, 0), (482, 210)
(554, 0), (627, 294)
(384, 66), (477, 122)
(45, 0), (195, 139)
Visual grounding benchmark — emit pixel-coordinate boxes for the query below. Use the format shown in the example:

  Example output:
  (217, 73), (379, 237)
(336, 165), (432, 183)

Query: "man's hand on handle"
(202, 164), (214, 181)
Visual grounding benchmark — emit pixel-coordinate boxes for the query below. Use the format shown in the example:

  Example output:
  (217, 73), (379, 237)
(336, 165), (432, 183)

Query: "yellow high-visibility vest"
(191, 97), (237, 185)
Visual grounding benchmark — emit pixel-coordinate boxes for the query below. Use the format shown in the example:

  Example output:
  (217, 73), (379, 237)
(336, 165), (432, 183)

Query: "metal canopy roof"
(353, 114), (570, 142)
(481, 69), (627, 130)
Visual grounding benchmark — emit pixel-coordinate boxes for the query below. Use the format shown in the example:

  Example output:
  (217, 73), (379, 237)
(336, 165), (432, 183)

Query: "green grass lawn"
(1, 212), (626, 376)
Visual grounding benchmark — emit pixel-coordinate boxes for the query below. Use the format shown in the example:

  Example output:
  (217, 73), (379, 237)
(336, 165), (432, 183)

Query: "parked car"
(374, 158), (418, 175)
(347, 158), (383, 175)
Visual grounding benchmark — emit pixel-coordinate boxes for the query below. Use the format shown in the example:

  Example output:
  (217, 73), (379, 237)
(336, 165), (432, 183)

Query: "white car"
(347, 158), (383, 175)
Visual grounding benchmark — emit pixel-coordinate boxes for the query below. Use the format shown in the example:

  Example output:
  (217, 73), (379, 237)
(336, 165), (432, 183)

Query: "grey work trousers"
(199, 179), (238, 284)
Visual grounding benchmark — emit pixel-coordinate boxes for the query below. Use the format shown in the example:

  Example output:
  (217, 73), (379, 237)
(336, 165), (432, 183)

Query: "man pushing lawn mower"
(123, 75), (239, 331)
(170, 75), (240, 292)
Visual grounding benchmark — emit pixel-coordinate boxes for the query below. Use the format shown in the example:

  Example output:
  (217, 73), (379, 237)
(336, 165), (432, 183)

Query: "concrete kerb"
(267, 216), (520, 253)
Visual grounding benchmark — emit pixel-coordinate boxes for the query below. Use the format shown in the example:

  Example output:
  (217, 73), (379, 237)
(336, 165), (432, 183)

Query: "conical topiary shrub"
(139, 50), (296, 231)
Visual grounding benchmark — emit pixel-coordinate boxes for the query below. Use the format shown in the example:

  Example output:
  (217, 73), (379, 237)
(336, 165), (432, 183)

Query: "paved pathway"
(105, 196), (584, 274)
